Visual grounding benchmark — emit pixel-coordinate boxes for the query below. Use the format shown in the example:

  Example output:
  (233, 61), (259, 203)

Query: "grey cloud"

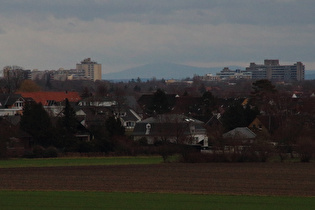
(1, 0), (315, 71)
(0, 27), (6, 34)
(224, 1), (315, 26)
(1, 1), (314, 26)
(0, 1), (215, 20)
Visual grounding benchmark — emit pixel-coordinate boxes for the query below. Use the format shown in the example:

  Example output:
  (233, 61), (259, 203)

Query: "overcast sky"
(1, 0), (314, 73)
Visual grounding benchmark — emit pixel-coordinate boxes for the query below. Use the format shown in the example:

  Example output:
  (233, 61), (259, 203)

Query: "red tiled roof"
(17, 91), (81, 105)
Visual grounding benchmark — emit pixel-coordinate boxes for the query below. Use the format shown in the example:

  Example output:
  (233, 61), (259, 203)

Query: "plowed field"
(0, 163), (314, 196)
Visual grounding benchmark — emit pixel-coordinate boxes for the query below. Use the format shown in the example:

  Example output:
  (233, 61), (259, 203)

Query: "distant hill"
(102, 63), (315, 81)
(102, 63), (232, 81)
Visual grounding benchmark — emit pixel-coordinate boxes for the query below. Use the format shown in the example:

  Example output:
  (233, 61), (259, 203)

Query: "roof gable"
(141, 114), (204, 124)
(121, 109), (142, 122)
(249, 115), (281, 134)
(133, 114), (205, 135)
(0, 94), (23, 107)
(223, 127), (257, 139)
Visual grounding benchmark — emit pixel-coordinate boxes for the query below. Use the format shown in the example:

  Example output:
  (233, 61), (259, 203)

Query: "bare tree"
(2, 66), (26, 93)
(296, 136), (315, 162)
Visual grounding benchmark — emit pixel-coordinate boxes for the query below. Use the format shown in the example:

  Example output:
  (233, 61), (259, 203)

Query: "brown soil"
(0, 163), (314, 196)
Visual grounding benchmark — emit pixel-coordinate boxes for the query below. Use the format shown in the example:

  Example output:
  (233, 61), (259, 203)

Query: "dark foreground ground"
(0, 163), (314, 196)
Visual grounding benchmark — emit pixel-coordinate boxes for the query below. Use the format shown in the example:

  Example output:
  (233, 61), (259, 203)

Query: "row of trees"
(214, 80), (315, 162)
(18, 99), (126, 155)
(131, 81), (314, 162)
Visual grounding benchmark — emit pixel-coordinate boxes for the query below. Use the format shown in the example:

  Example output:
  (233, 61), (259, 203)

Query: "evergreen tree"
(90, 124), (113, 153)
(244, 104), (259, 126)
(20, 102), (54, 146)
(55, 99), (78, 150)
(0, 119), (8, 158)
(20, 102), (31, 129)
(61, 99), (77, 133)
(252, 79), (276, 95)
(147, 89), (171, 115)
(221, 102), (248, 131)
(105, 116), (125, 137)
(136, 77), (141, 83)
(200, 91), (217, 118)
(250, 79), (281, 117)
(90, 117), (125, 153)
(251, 79), (277, 105)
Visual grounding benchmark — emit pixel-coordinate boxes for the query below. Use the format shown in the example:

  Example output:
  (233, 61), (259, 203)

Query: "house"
(73, 121), (92, 142)
(78, 96), (117, 107)
(132, 114), (208, 147)
(75, 106), (114, 128)
(222, 127), (257, 153)
(248, 117), (269, 135)
(18, 91), (81, 116)
(0, 94), (25, 116)
(50, 113), (93, 142)
(248, 115), (280, 136)
(118, 108), (142, 134)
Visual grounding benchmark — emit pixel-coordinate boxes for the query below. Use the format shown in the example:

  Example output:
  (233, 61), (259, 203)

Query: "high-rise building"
(76, 58), (102, 81)
(246, 59), (305, 81)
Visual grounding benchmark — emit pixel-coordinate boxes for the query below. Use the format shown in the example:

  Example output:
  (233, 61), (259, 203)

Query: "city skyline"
(0, 1), (315, 73)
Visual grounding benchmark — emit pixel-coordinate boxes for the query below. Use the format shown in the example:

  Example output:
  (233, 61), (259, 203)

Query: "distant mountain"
(305, 70), (315, 80)
(102, 63), (232, 81)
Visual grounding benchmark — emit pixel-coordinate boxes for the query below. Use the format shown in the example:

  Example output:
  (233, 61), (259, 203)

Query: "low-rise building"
(202, 68), (252, 81)
(132, 114), (208, 147)
(216, 67), (252, 80)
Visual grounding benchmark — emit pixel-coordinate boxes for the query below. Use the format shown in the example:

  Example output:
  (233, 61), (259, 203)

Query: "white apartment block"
(76, 58), (102, 81)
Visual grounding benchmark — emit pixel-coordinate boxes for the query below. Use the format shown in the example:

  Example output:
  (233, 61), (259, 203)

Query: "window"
(126, 122), (135, 127)
(14, 101), (23, 108)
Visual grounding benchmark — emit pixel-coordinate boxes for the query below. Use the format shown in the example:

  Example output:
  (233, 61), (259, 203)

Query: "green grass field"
(0, 156), (164, 168)
(0, 191), (314, 210)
